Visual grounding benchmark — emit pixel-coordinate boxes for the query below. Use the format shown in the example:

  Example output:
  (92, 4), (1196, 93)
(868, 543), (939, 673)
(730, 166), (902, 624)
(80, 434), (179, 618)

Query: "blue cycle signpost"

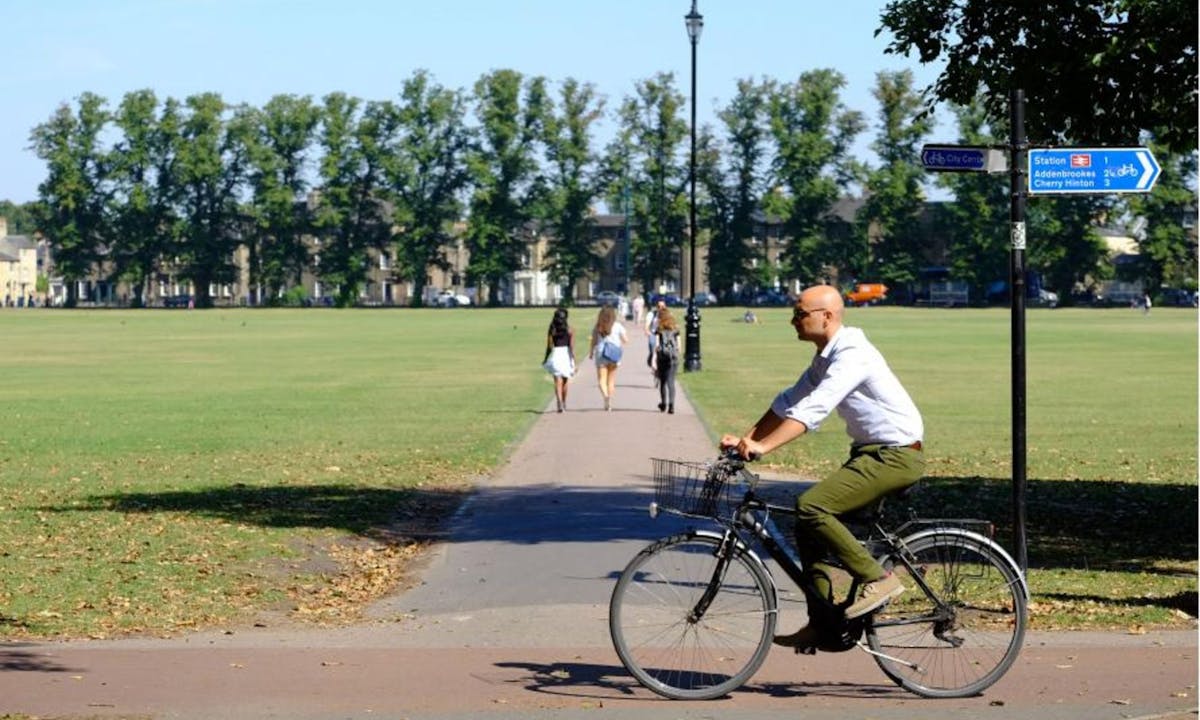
(1028, 147), (1161, 195)
(919, 93), (1163, 575)
(920, 145), (1008, 173)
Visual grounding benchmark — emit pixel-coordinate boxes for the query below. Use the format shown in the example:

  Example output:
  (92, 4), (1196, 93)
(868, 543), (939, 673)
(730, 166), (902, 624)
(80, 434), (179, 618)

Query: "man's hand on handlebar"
(720, 434), (764, 461)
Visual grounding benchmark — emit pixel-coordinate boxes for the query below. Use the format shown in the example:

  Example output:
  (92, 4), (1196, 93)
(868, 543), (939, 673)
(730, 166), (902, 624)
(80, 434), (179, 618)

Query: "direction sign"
(1028, 147), (1160, 195)
(921, 145), (1008, 173)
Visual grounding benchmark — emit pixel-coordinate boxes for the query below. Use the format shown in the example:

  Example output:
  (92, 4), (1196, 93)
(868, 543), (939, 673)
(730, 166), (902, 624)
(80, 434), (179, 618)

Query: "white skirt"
(545, 345), (574, 378)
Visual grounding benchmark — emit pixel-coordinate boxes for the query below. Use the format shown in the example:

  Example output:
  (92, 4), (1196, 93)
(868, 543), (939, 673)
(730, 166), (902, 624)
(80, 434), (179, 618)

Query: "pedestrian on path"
(542, 307), (576, 412)
(632, 295), (645, 326)
(720, 284), (925, 650)
(652, 308), (681, 414)
(644, 299), (666, 368)
(588, 305), (627, 411)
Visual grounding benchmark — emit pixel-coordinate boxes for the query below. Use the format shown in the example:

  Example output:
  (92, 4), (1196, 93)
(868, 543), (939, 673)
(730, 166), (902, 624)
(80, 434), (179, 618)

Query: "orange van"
(845, 283), (888, 306)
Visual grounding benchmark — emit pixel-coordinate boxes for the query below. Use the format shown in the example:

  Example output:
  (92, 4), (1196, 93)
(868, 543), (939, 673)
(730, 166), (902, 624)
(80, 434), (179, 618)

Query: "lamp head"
(685, 3), (703, 43)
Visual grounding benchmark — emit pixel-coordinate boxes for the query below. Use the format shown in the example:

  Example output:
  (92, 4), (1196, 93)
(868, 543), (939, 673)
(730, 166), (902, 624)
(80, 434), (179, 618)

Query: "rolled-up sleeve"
(772, 351), (869, 432)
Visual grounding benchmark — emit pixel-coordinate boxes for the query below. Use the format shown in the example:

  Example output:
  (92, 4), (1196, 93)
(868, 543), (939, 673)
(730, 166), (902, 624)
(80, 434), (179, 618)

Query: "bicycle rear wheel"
(609, 532), (776, 700)
(866, 530), (1027, 698)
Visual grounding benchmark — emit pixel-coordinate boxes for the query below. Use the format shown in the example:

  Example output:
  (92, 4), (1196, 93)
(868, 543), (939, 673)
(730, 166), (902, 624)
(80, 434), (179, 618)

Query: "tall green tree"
(466, 69), (549, 305)
(245, 94), (321, 303)
(30, 92), (112, 306)
(765, 69), (865, 285)
(108, 89), (175, 306)
(698, 78), (771, 301)
(169, 93), (252, 308)
(388, 70), (473, 307)
(613, 72), (689, 297)
(860, 69), (934, 291)
(0, 201), (37, 234)
(1126, 143), (1198, 292)
(314, 94), (398, 307)
(878, 0), (1198, 152)
(934, 99), (1011, 301)
(1026, 195), (1110, 301)
(541, 78), (605, 304)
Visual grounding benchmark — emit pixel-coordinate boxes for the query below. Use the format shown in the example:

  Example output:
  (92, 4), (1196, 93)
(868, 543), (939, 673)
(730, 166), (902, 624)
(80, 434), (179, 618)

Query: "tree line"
(23, 62), (1197, 307)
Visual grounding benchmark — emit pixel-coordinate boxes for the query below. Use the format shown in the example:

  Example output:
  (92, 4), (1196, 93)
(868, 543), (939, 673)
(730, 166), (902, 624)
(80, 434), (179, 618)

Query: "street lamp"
(684, 1), (703, 372)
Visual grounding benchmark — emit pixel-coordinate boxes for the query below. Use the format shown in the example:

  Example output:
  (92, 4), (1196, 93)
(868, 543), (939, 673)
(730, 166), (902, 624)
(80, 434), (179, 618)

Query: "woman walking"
(588, 305), (627, 411)
(652, 308), (681, 414)
(543, 308), (576, 412)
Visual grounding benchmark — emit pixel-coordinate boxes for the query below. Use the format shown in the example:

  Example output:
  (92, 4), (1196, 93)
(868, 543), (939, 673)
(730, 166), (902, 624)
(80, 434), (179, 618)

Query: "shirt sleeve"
(771, 347), (870, 432)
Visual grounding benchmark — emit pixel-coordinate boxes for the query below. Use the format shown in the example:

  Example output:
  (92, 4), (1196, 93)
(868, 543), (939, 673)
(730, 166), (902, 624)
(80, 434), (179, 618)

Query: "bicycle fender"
(689, 529), (781, 611)
(893, 527), (1030, 602)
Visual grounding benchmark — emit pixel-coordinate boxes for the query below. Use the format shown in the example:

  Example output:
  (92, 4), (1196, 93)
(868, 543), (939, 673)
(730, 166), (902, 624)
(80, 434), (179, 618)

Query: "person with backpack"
(652, 308), (681, 414)
(588, 305), (627, 411)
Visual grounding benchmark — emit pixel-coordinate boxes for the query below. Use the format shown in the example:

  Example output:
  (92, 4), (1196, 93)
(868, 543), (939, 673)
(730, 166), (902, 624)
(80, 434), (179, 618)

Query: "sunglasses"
(792, 307), (826, 320)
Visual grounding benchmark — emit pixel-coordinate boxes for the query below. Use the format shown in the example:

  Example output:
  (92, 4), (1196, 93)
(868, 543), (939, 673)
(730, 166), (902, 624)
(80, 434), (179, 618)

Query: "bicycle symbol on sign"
(1105, 163), (1139, 178)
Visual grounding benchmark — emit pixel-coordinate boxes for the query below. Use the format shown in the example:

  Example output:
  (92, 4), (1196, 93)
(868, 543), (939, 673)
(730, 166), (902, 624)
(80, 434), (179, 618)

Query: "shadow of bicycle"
(493, 659), (908, 702)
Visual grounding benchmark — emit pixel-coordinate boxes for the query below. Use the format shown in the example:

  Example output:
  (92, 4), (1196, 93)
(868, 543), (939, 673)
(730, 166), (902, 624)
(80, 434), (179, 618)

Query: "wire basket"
(651, 458), (751, 520)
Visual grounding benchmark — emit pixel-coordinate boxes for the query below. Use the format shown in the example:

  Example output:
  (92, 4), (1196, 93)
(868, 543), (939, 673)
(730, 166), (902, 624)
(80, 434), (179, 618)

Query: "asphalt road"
(1, 321), (1195, 719)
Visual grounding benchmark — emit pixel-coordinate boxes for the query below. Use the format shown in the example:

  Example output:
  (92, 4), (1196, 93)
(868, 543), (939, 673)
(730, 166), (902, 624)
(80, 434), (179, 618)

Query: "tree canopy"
(878, 0), (1199, 152)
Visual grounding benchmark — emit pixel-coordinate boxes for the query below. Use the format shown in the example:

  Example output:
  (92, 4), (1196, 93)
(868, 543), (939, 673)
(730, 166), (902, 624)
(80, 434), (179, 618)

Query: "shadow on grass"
(1039, 590), (1199, 617)
(908, 476), (1198, 572)
(55, 475), (1196, 574)
(63, 483), (468, 542)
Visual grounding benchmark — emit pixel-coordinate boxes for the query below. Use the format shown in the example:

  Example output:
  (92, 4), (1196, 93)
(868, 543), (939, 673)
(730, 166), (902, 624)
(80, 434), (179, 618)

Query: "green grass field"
(0, 306), (1194, 637)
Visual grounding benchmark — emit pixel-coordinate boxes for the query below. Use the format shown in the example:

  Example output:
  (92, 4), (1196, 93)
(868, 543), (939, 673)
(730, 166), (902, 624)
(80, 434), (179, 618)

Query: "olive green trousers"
(795, 443), (925, 610)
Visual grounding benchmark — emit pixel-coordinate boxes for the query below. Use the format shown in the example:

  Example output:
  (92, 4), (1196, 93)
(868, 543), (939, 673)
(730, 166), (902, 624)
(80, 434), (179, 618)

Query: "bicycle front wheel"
(609, 532), (776, 700)
(866, 530), (1027, 698)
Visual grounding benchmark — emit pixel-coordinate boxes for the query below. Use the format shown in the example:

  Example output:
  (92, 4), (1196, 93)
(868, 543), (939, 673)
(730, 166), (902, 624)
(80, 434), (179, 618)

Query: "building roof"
(0, 235), (35, 254)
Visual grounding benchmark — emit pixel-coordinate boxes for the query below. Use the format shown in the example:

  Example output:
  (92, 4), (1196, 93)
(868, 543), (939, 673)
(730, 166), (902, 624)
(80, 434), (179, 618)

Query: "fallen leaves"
(289, 540), (425, 624)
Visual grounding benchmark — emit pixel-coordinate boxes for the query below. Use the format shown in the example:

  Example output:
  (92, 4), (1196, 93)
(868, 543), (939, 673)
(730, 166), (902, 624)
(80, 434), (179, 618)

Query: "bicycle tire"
(866, 529), (1027, 698)
(609, 531), (776, 700)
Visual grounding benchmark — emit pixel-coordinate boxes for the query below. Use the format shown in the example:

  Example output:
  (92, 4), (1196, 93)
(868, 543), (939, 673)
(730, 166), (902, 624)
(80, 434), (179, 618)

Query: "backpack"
(657, 331), (679, 365)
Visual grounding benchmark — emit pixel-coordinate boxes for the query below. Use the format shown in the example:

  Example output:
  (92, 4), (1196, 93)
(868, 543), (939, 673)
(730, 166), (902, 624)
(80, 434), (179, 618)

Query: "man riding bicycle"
(720, 284), (925, 648)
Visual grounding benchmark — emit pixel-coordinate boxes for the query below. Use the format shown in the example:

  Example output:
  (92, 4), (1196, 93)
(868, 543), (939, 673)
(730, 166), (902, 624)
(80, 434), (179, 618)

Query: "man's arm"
(720, 408), (808, 459)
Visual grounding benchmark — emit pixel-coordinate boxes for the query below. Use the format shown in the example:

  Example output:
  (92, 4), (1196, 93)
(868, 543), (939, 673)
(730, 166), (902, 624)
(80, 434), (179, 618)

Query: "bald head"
(791, 284), (844, 349)
(800, 285), (844, 320)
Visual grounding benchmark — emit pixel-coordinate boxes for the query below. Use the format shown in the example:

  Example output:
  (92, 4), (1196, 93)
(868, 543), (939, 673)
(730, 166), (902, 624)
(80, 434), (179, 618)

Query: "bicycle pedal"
(792, 645), (817, 655)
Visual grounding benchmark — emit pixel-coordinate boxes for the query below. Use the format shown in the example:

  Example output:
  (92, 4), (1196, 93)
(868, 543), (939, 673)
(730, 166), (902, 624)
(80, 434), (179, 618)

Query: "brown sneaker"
(772, 623), (821, 648)
(845, 572), (904, 619)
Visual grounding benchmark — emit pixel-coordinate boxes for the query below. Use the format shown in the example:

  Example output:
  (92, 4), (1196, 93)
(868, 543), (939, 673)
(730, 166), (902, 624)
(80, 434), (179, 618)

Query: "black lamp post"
(684, 1), (703, 372)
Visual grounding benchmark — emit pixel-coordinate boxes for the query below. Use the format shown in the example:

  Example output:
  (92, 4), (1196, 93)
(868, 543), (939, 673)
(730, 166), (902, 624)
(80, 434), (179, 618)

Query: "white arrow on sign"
(1136, 150), (1155, 190)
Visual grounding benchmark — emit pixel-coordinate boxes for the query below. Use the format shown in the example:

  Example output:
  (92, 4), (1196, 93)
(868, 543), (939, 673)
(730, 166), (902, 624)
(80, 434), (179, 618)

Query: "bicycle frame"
(690, 479), (1028, 633)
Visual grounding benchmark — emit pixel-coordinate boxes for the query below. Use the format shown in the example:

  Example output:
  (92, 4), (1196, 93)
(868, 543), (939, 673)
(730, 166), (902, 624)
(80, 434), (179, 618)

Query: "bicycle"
(608, 453), (1029, 700)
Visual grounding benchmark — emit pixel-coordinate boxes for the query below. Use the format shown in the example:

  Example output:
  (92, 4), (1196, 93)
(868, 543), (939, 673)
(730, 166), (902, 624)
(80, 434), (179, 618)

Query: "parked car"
(1162, 288), (1199, 307)
(844, 283), (888, 306)
(693, 291), (718, 306)
(435, 291), (472, 307)
(162, 294), (192, 308)
(1037, 288), (1059, 308)
(595, 290), (623, 307)
(985, 275), (1057, 307)
(752, 290), (790, 307)
(651, 293), (686, 307)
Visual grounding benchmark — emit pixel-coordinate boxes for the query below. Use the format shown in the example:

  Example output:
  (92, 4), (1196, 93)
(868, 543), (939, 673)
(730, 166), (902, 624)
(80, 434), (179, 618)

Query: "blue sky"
(1, 0), (948, 204)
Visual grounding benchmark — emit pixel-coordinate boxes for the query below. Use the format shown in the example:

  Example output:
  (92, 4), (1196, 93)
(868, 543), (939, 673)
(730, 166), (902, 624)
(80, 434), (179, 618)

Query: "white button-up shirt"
(770, 326), (923, 447)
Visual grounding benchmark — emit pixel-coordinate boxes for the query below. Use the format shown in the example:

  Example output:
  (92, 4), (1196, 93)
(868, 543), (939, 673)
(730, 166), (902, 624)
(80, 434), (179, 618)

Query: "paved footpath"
(1, 322), (1196, 720)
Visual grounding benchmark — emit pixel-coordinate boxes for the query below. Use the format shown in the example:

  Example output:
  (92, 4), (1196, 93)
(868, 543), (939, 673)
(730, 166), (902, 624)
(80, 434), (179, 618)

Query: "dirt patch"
(267, 486), (470, 628)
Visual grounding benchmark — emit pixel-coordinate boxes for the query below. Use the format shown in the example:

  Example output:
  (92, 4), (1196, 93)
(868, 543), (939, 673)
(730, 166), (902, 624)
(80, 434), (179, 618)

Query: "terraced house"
(0, 217), (39, 307)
